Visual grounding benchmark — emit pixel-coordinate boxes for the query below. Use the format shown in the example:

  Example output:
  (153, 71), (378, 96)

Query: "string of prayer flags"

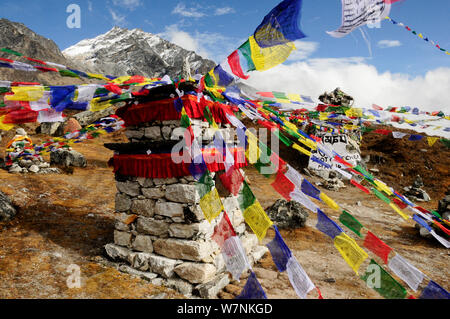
(199, 186), (224, 223)
(419, 280), (450, 299)
(334, 233), (369, 275)
(361, 259), (407, 299)
(316, 209), (344, 239)
(339, 211), (365, 238)
(385, 16), (450, 56)
(266, 226), (292, 272)
(387, 254), (425, 292)
(236, 272), (267, 299)
(389, 202), (410, 221)
(243, 200), (273, 242)
(363, 231), (393, 264)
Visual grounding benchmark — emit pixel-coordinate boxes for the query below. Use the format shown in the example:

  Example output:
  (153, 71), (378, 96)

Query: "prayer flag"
(316, 209), (344, 239)
(222, 236), (251, 281)
(286, 256), (315, 299)
(266, 225), (292, 272)
(334, 233), (369, 275)
(339, 211), (364, 238)
(361, 259), (407, 299)
(212, 212), (236, 248)
(200, 187), (224, 223)
(419, 280), (450, 299)
(320, 192), (340, 211)
(388, 254), (424, 292)
(253, 0), (306, 48)
(243, 200), (273, 242)
(236, 272), (267, 299)
(363, 231), (393, 264)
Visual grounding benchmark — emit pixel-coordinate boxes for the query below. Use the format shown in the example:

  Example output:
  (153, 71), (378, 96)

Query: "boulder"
(38, 122), (64, 136)
(266, 199), (309, 229)
(73, 106), (117, 126)
(50, 149), (87, 168)
(0, 191), (16, 222)
(63, 118), (82, 134)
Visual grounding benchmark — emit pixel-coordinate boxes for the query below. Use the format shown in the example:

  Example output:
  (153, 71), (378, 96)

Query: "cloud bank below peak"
(243, 58), (450, 112)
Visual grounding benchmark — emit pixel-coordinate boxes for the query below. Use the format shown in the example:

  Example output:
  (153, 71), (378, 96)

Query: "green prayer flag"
(59, 69), (80, 78)
(273, 130), (293, 147)
(339, 211), (364, 238)
(273, 92), (288, 100)
(441, 138), (450, 148)
(0, 87), (10, 94)
(196, 172), (214, 198)
(372, 188), (391, 204)
(238, 39), (256, 72)
(180, 114), (191, 129)
(1, 48), (22, 56)
(361, 259), (407, 299)
(238, 181), (256, 212)
(353, 165), (374, 180)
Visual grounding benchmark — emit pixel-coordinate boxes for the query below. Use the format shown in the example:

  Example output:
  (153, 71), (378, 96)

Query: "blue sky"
(1, 0), (450, 110)
(1, 0), (448, 74)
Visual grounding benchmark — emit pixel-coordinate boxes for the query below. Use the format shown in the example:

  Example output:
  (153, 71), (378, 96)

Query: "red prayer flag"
(414, 206), (431, 215)
(257, 92), (275, 98)
(228, 50), (249, 80)
(0, 57), (14, 63)
(25, 57), (46, 65)
(393, 198), (408, 209)
(104, 83), (123, 95)
(271, 171), (295, 201)
(350, 179), (371, 194)
(363, 231), (393, 264)
(372, 104), (383, 110)
(373, 129), (392, 136)
(211, 212), (236, 248)
(35, 66), (58, 73)
(218, 166), (244, 196)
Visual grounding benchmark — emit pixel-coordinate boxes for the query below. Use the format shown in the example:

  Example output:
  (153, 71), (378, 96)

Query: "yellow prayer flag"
(111, 76), (131, 84)
(292, 143), (312, 157)
(334, 233), (369, 275)
(374, 180), (393, 196)
(243, 201), (273, 242)
(298, 136), (317, 150)
(319, 112), (329, 121)
(5, 86), (45, 102)
(389, 203), (410, 221)
(87, 73), (109, 81)
(345, 108), (363, 118)
(245, 131), (261, 164)
(0, 116), (14, 131)
(427, 136), (439, 147)
(249, 35), (296, 71)
(89, 98), (113, 112)
(287, 94), (302, 102)
(276, 98), (291, 104)
(200, 188), (224, 223)
(320, 192), (340, 211)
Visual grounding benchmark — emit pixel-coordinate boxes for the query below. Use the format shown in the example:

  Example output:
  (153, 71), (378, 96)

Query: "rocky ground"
(0, 128), (448, 299)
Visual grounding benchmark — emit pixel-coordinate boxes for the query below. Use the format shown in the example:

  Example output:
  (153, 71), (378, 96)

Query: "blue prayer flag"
(236, 272), (267, 299)
(253, 0), (306, 48)
(420, 280), (450, 299)
(409, 135), (423, 141)
(266, 226), (292, 272)
(301, 178), (321, 200)
(316, 209), (344, 239)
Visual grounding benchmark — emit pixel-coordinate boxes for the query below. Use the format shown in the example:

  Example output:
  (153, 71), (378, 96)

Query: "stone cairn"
(104, 86), (267, 298)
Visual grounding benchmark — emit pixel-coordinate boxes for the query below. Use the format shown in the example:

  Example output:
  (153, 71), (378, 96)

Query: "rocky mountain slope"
(63, 26), (216, 79)
(0, 19), (98, 86)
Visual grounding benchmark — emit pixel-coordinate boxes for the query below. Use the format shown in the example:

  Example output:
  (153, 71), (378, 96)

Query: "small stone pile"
(0, 191), (16, 222)
(5, 128), (60, 175)
(404, 175), (431, 202)
(104, 87), (267, 298)
(266, 199), (309, 229)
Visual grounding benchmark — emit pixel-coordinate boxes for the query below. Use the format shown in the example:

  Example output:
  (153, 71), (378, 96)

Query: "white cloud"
(112, 0), (142, 10)
(214, 7), (235, 16)
(109, 8), (126, 26)
(287, 41), (320, 61)
(242, 58), (450, 112)
(378, 40), (402, 48)
(158, 25), (243, 62)
(172, 3), (206, 18)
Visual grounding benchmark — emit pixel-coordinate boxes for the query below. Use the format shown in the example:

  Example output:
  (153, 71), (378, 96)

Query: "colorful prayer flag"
(334, 233), (369, 275)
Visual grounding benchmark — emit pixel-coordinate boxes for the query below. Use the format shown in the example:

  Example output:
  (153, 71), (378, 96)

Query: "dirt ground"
(0, 128), (448, 299)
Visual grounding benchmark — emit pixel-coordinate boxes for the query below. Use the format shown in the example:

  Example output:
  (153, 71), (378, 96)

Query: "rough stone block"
(148, 254), (181, 278)
(114, 230), (133, 247)
(164, 278), (193, 296)
(136, 177), (154, 188)
(136, 217), (169, 236)
(195, 273), (230, 299)
(142, 187), (165, 199)
(105, 244), (131, 261)
(144, 127), (162, 140)
(168, 220), (212, 239)
(155, 202), (184, 220)
(174, 262), (217, 284)
(165, 184), (200, 204)
(153, 238), (214, 262)
(128, 252), (151, 271)
(116, 181), (141, 197)
(115, 193), (132, 212)
(153, 178), (178, 186)
(132, 234), (154, 253)
(131, 199), (155, 217)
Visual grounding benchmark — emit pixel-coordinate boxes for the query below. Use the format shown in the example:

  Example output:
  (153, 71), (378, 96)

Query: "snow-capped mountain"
(63, 26), (216, 79)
